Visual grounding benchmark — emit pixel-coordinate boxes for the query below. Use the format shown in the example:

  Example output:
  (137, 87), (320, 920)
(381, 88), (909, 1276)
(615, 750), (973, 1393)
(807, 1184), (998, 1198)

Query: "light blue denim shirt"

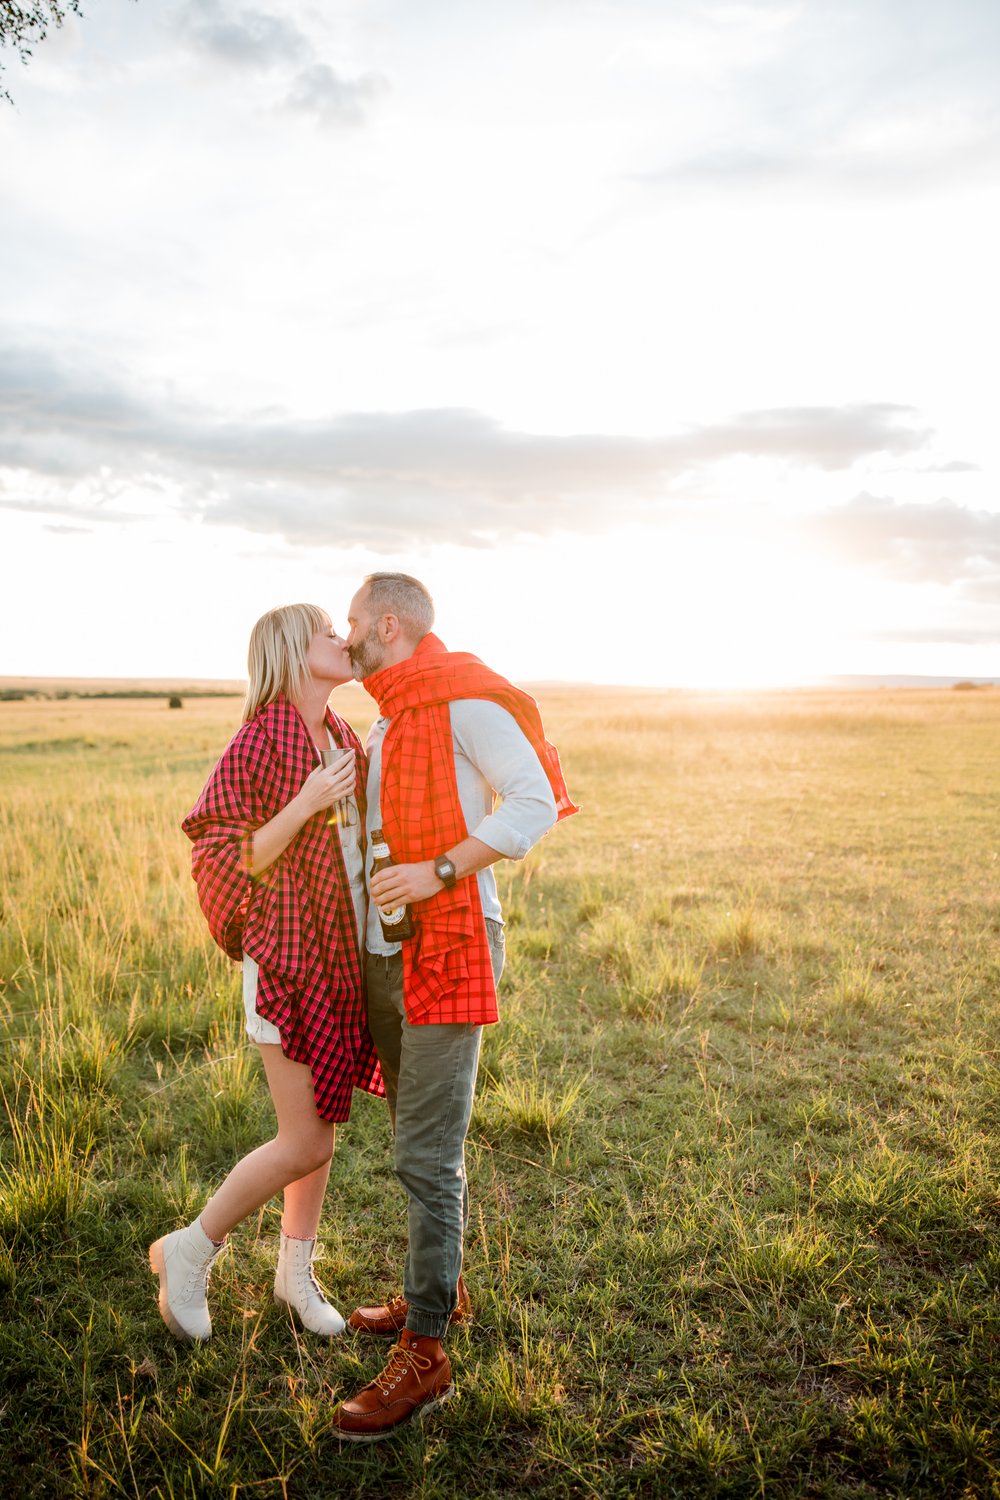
(364, 699), (558, 956)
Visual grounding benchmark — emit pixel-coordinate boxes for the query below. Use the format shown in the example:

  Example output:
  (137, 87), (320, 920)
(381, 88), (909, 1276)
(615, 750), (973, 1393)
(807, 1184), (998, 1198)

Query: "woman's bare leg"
(200, 1045), (334, 1242)
(280, 1160), (334, 1240)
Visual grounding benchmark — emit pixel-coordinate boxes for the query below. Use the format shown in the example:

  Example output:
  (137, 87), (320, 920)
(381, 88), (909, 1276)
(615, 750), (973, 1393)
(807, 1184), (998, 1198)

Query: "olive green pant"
(364, 921), (505, 1340)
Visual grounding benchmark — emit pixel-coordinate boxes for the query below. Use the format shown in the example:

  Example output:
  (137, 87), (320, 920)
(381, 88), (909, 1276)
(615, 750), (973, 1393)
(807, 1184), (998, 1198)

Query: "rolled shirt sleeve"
(449, 700), (558, 858)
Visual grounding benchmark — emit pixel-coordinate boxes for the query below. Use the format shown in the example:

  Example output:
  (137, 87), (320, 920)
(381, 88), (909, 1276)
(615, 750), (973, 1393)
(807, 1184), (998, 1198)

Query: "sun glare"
(569, 524), (838, 691)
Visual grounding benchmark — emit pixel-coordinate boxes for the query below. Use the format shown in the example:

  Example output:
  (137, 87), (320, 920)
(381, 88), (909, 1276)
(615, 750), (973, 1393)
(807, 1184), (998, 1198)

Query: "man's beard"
(349, 623), (386, 681)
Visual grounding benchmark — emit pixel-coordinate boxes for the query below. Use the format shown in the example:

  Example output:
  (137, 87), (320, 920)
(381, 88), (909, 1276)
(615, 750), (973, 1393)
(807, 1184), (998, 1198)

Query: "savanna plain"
(0, 684), (998, 1500)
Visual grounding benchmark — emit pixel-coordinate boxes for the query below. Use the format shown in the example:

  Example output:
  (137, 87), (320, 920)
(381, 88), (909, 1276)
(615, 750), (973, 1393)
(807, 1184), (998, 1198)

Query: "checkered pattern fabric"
(181, 697), (383, 1121)
(365, 634), (579, 1025)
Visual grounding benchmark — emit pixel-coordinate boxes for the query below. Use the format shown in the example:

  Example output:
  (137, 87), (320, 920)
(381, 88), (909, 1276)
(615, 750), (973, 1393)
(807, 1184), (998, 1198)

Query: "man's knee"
(395, 1154), (466, 1217)
(394, 1124), (468, 1195)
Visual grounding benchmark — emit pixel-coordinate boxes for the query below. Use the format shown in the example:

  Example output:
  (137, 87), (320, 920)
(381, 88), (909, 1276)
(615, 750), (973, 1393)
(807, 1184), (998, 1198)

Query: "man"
(331, 572), (577, 1443)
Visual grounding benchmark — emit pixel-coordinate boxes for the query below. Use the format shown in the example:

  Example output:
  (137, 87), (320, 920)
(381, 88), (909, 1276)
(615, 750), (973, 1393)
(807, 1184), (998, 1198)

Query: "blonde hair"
(243, 603), (330, 723)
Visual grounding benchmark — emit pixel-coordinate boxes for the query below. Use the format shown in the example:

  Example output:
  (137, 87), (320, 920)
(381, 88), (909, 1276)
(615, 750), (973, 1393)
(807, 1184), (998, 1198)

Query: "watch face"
(436, 856), (457, 886)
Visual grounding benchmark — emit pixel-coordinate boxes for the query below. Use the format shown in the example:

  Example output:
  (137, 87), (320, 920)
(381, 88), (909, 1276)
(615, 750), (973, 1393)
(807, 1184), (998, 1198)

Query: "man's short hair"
(364, 572), (434, 643)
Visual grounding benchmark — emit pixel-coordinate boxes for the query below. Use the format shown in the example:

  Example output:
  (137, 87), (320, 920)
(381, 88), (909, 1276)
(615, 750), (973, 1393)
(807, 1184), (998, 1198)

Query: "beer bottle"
(370, 828), (415, 941)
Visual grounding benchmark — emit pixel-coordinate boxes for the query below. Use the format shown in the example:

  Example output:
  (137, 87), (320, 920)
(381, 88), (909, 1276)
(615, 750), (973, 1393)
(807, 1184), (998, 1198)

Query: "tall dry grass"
(1, 685), (998, 1497)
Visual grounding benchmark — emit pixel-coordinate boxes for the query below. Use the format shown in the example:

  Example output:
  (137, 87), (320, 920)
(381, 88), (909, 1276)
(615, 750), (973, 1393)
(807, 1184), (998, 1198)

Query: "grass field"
(1, 685), (998, 1499)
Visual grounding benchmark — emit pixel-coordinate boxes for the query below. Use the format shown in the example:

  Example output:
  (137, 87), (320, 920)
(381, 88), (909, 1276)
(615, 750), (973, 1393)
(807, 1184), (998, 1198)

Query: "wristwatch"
(434, 854), (458, 889)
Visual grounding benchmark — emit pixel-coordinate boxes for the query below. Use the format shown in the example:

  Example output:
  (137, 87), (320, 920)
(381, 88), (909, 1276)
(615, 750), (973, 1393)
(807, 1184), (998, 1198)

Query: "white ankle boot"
(149, 1218), (226, 1342)
(274, 1232), (346, 1337)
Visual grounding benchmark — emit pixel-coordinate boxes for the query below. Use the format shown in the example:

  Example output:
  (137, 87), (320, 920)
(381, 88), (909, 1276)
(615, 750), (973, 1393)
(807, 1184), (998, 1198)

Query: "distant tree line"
(0, 688), (242, 701)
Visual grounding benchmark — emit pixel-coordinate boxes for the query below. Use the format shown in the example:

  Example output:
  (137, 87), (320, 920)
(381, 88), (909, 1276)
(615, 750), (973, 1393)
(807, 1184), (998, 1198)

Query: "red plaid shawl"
(181, 697), (383, 1121)
(365, 634), (578, 1025)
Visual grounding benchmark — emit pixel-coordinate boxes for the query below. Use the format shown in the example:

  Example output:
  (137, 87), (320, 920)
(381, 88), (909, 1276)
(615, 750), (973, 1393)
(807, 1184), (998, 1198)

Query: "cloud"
(642, 136), (1000, 200)
(0, 346), (169, 481)
(175, 0), (385, 127)
(676, 405), (930, 472)
(807, 493), (1000, 584)
(919, 461), (980, 474)
(281, 62), (385, 129)
(956, 575), (1000, 606)
(635, 0), (1000, 198)
(0, 491), (143, 524)
(177, 0), (309, 69)
(867, 625), (1000, 645)
(0, 344), (939, 547)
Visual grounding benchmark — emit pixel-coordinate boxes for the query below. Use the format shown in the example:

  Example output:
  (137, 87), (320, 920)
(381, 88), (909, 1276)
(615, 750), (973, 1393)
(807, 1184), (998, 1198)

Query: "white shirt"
(364, 699), (558, 956)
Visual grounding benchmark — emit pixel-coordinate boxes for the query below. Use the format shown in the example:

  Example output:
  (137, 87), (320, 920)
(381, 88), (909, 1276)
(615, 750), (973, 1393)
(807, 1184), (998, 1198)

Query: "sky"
(1, 0), (999, 689)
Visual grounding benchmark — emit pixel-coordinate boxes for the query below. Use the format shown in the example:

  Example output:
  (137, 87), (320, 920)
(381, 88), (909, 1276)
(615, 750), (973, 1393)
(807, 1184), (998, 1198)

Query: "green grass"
(1, 686), (999, 1497)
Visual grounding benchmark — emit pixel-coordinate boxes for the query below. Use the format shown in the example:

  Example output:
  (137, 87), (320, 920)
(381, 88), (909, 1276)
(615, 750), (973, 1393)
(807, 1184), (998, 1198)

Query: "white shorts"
(242, 955), (282, 1046)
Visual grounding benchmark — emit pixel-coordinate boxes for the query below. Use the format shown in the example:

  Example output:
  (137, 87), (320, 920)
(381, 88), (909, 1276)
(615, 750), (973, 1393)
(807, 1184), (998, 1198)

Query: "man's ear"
(380, 613), (400, 643)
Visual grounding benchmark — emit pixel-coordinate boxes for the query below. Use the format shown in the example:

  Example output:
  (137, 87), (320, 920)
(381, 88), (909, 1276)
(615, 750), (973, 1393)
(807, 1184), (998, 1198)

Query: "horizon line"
(2, 672), (998, 696)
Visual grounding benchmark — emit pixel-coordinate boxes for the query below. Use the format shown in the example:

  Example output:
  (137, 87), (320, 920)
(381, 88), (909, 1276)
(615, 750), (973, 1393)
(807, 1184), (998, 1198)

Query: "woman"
(150, 603), (382, 1343)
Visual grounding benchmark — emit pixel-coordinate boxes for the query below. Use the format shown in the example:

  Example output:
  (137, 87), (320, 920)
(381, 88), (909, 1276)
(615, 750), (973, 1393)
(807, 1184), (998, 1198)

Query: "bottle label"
(380, 904), (408, 927)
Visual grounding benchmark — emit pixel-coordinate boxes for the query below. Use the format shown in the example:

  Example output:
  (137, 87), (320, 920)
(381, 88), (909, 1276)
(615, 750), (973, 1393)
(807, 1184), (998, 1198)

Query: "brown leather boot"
(331, 1329), (455, 1442)
(347, 1274), (471, 1336)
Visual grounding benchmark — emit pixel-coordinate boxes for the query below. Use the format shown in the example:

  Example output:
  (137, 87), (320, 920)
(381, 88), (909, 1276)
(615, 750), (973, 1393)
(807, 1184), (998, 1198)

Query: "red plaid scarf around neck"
(364, 633), (578, 1025)
(182, 696), (383, 1120)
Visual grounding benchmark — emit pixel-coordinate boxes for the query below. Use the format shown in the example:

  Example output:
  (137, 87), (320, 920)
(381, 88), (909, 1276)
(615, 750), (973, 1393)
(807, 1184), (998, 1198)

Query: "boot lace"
(178, 1242), (221, 1301)
(372, 1341), (433, 1396)
(297, 1262), (323, 1301)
